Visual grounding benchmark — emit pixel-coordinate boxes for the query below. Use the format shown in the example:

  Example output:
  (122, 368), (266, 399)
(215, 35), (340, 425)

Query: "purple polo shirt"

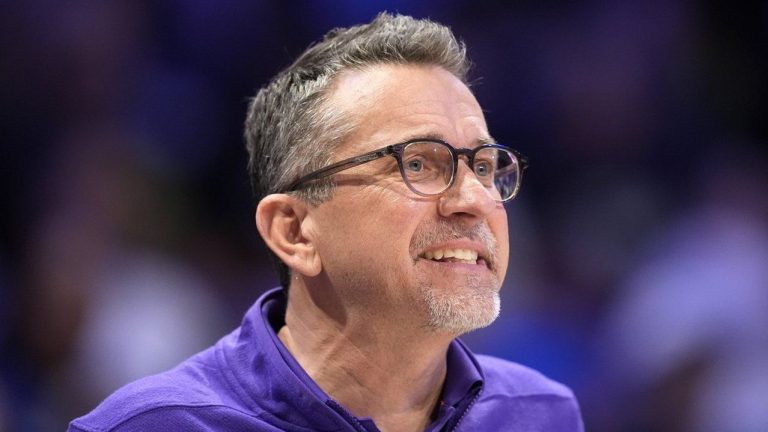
(69, 288), (583, 431)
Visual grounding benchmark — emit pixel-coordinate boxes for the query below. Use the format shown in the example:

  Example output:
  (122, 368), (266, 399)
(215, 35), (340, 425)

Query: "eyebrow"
(400, 132), (497, 146)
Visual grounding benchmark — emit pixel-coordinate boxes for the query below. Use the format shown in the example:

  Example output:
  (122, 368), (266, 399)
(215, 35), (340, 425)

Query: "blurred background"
(1, 1), (767, 431)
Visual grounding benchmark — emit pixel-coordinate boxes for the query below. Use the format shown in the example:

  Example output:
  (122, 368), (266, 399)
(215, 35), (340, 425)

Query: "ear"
(255, 194), (322, 278)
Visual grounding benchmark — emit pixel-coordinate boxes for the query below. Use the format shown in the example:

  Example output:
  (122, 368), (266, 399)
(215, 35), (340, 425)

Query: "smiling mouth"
(419, 248), (488, 267)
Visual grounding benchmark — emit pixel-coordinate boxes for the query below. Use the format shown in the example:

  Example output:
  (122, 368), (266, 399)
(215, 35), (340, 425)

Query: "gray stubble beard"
(410, 220), (503, 334)
(418, 272), (501, 335)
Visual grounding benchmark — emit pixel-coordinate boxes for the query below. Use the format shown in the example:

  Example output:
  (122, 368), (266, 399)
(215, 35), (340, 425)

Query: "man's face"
(304, 64), (509, 335)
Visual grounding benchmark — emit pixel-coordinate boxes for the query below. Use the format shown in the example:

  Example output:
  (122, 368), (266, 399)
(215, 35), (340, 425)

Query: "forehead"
(326, 64), (490, 155)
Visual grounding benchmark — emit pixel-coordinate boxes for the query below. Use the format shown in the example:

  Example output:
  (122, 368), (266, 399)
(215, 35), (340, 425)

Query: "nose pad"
(455, 154), (488, 193)
(450, 155), (473, 187)
(456, 162), (486, 194)
(438, 162), (497, 218)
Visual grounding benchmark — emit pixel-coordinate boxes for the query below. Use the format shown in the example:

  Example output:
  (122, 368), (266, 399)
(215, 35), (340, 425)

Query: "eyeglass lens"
(400, 141), (520, 201)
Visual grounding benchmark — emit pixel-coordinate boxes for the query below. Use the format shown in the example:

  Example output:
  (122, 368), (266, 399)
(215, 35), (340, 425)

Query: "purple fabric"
(69, 288), (583, 431)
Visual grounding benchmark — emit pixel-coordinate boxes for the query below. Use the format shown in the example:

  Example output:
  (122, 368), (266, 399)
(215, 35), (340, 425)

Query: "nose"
(437, 161), (498, 220)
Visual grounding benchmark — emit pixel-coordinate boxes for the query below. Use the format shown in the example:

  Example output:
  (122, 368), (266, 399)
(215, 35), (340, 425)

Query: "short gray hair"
(244, 12), (470, 287)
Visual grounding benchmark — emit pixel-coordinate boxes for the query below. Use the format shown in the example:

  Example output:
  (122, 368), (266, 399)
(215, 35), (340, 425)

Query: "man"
(70, 13), (583, 431)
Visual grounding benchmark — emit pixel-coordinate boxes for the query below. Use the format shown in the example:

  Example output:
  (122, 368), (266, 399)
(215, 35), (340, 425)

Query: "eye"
(474, 160), (493, 177)
(405, 158), (424, 172)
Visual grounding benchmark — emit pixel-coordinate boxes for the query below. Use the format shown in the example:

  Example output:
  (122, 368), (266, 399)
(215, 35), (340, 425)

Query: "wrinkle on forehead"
(326, 64), (490, 157)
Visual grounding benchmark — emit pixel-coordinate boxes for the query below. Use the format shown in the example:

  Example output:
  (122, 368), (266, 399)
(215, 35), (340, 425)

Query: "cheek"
(492, 210), (510, 276)
(315, 193), (426, 269)
(356, 186), (425, 235)
(360, 197), (424, 254)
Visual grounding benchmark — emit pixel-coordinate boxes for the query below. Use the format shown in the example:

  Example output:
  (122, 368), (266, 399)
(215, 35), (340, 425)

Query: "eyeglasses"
(284, 139), (529, 203)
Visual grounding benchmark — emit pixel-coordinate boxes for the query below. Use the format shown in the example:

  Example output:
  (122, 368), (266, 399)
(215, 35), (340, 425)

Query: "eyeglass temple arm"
(284, 147), (393, 192)
(513, 149), (529, 171)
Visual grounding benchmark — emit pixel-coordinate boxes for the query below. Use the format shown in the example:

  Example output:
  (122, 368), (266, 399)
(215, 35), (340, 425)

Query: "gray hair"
(244, 12), (470, 287)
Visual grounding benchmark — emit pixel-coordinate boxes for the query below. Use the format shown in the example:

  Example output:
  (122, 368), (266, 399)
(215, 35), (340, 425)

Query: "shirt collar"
(250, 287), (486, 430)
(442, 338), (485, 408)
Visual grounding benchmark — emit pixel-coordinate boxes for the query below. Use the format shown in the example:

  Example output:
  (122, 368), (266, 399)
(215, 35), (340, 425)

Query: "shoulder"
(475, 354), (576, 400)
(68, 349), (256, 431)
(68, 404), (280, 432)
(468, 355), (584, 431)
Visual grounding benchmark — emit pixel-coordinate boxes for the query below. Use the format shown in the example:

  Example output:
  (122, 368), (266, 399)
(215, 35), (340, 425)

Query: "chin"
(421, 289), (501, 335)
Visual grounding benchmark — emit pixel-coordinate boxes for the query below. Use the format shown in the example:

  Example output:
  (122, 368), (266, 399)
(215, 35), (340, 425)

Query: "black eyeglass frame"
(283, 139), (529, 203)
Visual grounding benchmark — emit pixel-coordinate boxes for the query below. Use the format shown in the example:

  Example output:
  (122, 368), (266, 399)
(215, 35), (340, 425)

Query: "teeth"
(421, 248), (479, 263)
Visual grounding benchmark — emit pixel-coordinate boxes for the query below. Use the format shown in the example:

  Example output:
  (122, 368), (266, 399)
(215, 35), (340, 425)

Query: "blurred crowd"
(1, 1), (766, 431)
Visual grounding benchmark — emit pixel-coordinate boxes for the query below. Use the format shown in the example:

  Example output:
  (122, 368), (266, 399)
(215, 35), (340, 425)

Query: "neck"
(279, 281), (456, 431)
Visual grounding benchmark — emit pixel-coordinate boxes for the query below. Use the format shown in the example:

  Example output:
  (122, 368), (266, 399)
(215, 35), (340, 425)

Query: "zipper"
(447, 386), (482, 431)
(326, 399), (376, 432)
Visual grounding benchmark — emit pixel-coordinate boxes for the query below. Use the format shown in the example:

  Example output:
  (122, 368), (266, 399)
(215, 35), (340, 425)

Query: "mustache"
(410, 220), (499, 268)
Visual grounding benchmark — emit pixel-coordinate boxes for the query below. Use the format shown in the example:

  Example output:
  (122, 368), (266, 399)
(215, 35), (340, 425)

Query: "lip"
(417, 259), (493, 276)
(415, 239), (493, 271)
